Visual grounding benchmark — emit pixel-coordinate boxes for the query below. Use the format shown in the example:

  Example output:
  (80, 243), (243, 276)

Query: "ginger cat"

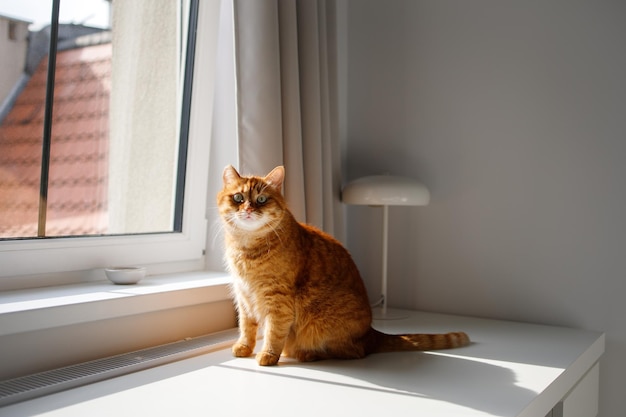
(218, 165), (469, 366)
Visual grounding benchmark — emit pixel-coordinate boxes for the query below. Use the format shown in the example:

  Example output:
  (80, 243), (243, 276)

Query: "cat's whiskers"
(265, 215), (285, 245)
(209, 217), (226, 248)
(225, 212), (240, 228)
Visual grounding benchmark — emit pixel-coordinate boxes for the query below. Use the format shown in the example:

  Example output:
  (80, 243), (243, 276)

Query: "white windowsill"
(2, 309), (605, 417)
(0, 271), (233, 337)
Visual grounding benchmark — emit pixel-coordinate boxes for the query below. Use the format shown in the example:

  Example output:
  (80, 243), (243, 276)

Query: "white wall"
(344, 2), (626, 416)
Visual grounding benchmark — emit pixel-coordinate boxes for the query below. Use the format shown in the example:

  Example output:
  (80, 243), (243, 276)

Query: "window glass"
(0, 0), (191, 239)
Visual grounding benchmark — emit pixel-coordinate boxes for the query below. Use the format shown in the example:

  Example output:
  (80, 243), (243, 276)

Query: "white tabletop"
(1, 310), (604, 417)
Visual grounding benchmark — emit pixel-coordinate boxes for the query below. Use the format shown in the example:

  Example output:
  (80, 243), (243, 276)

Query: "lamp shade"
(342, 175), (430, 206)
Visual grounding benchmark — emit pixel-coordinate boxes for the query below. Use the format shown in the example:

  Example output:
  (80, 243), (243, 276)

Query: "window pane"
(0, 0), (190, 239)
(0, 2), (51, 238)
(46, 12), (111, 236)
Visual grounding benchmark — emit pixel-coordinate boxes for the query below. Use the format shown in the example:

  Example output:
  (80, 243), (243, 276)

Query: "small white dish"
(104, 266), (146, 285)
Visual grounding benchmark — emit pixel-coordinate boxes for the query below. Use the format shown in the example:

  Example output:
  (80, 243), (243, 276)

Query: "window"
(8, 21), (17, 41)
(0, 0), (218, 280)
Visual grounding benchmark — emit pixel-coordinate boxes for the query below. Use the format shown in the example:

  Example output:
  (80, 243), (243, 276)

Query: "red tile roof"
(0, 43), (111, 238)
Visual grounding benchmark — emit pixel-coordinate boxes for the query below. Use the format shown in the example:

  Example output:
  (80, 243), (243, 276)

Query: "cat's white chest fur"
(230, 275), (263, 321)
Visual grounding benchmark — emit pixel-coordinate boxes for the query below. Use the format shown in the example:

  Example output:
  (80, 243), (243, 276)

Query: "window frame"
(0, 0), (221, 282)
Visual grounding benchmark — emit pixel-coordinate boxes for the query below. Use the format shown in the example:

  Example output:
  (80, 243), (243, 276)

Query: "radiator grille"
(0, 328), (238, 407)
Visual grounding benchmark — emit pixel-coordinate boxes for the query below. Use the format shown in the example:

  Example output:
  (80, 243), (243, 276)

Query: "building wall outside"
(0, 16), (29, 105)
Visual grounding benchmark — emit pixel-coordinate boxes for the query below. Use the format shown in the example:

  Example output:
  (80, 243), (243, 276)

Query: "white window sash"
(0, 1), (222, 282)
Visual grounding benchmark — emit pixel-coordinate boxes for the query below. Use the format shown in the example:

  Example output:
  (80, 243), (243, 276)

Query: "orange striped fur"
(218, 165), (469, 366)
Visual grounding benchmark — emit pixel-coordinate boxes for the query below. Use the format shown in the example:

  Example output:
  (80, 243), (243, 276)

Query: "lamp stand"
(372, 205), (408, 321)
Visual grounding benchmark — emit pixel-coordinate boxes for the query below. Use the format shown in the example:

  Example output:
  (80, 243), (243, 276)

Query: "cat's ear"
(264, 166), (285, 191)
(223, 165), (241, 186)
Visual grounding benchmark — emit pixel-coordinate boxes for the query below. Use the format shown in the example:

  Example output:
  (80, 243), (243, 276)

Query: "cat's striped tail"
(364, 328), (470, 354)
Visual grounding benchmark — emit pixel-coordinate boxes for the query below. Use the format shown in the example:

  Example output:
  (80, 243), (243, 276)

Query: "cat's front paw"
(256, 351), (280, 366)
(232, 343), (253, 358)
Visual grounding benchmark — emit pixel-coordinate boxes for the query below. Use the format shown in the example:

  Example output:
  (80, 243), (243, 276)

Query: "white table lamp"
(342, 175), (430, 320)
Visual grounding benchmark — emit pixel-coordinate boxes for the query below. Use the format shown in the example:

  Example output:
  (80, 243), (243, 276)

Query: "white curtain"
(232, 0), (343, 238)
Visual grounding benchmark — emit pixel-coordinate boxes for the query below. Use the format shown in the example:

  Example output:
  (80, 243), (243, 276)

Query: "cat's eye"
(256, 195), (268, 204)
(233, 193), (245, 203)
